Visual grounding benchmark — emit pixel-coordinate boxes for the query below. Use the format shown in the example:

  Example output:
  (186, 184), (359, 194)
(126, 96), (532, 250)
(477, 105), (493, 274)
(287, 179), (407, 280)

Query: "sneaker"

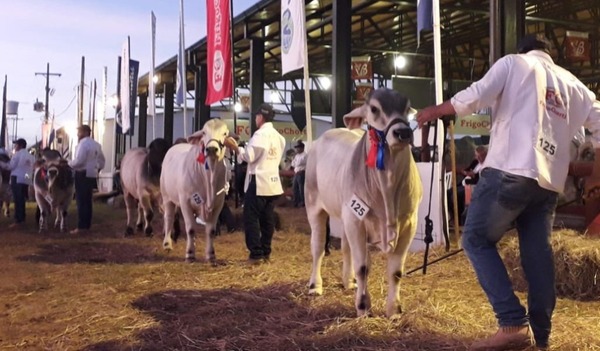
(8, 222), (23, 229)
(470, 325), (534, 351)
(246, 257), (266, 265)
(70, 228), (89, 235)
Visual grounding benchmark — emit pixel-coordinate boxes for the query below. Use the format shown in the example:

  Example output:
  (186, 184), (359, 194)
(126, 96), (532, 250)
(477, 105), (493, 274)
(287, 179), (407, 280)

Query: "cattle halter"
(366, 117), (413, 170)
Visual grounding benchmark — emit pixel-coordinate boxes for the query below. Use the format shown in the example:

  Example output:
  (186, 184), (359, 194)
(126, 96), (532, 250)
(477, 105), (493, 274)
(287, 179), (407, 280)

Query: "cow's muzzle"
(384, 118), (413, 144)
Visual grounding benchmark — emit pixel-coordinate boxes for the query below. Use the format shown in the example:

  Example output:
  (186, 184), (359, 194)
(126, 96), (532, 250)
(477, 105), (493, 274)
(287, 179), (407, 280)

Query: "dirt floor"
(0, 200), (599, 350)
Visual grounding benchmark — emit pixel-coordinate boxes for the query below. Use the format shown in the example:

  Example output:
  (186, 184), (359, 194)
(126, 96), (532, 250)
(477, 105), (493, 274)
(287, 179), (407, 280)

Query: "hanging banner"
(351, 56), (372, 80)
(355, 83), (373, 101)
(116, 58), (139, 136)
(119, 39), (131, 134)
(149, 11), (157, 139)
(205, 0), (233, 105)
(176, 1), (185, 106)
(281, 0), (307, 75)
(564, 30), (590, 63)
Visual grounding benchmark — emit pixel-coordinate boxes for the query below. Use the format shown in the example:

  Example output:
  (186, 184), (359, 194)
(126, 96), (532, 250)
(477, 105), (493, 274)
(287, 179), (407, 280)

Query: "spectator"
(447, 145), (488, 225)
(291, 140), (307, 207)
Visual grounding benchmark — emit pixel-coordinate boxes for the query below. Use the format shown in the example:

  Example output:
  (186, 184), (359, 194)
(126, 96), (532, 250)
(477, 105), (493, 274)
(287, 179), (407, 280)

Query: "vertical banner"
(565, 30), (590, 63)
(0, 75), (7, 148)
(417, 0), (433, 46)
(205, 0), (233, 105)
(281, 0), (306, 75)
(176, 1), (186, 106)
(351, 56), (372, 80)
(119, 38), (131, 134)
(149, 11), (157, 140)
(128, 60), (139, 136)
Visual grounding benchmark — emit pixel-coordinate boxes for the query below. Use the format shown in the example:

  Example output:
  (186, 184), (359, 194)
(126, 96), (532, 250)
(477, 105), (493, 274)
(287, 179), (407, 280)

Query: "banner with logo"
(119, 39), (131, 134)
(205, 0), (233, 105)
(149, 11), (157, 139)
(224, 119), (313, 143)
(565, 30), (590, 63)
(116, 58), (139, 136)
(455, 114), (491, 135)
(176, 1), (186, 106)
(281, 0), (306, 75)
(351, 56), (372, 80)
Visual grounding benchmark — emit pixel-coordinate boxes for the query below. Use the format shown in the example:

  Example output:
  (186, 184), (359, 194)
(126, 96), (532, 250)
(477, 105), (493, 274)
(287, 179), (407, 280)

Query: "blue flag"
(417, 0), (433, 46)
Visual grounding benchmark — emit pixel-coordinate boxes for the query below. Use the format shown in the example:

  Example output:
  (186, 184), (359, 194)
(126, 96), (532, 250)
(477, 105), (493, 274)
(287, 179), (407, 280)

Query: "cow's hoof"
(124, 227), (134, 237)
(145, 226), (153, 237)
(136, 223), (143, 231)
(308, 284), (323, 296)
(344, 281), (357, 290)
(185, 257), (196, 263)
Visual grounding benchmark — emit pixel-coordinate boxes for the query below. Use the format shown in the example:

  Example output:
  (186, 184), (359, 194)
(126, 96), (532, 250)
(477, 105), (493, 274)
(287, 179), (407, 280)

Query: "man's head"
(294, 140), (305, 153)
(517, 33), (552, 54)
(77, 125), (91, 141)
(255, 103), (275, 128)
(13, 138), (26, 151)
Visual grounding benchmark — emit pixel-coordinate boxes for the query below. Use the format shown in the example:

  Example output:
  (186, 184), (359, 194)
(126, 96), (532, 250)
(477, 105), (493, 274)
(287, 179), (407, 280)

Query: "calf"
(120, 138), (171, 236)
(33, 159), (75, 232)
(306, 88), (423, 317)
(160, 119), (230, 263)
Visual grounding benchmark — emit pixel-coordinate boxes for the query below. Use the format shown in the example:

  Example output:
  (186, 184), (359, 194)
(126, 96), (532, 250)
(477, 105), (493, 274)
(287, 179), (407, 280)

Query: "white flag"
(281, 0), (306, 75)
(175, 0), (186, 106)
(149, 11), (157, 140)
(120, 37), (131, 134)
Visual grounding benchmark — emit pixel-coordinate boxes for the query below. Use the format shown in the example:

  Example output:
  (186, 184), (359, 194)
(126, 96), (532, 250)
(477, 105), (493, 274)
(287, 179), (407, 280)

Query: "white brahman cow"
(120, 138), (171, 236)
(161, 119), (230, 263)
(307, 88), (423, 318)
(33, 157), (75, 232)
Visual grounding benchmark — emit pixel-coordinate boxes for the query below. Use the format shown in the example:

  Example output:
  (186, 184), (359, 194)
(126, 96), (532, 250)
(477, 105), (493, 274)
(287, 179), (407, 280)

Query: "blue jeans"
(462, 168), (557, 348)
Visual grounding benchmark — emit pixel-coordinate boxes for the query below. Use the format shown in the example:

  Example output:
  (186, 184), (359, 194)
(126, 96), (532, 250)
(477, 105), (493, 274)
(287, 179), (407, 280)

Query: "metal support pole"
(332, 0), (352, 128)
(163, 82), (175, 145)
(194, 64), (210, 131)
(138, 93), (148, 146)
(250, 38), (264, 135)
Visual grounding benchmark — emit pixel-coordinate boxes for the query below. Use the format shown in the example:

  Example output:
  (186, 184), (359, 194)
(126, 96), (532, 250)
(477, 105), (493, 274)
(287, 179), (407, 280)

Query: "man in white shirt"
(291, 140), (307, 207)
(224, 103), (286, 263)
(0, 138), (34, 228)
(69, 125), (105, 234)
(417, 34), (600, 351)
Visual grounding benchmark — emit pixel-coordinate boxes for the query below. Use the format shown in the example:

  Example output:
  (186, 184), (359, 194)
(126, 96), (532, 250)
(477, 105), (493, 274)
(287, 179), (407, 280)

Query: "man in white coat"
(224, 103), (286, 263)
(69, 125), (105, 234)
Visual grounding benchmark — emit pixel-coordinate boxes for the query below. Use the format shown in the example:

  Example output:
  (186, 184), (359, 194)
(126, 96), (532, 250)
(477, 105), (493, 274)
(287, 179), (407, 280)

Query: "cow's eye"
(370, 106), (379, 115)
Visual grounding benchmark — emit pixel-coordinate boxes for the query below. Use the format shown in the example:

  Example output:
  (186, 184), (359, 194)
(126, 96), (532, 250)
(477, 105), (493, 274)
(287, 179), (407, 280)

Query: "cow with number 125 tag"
(347, 194), (370, 220)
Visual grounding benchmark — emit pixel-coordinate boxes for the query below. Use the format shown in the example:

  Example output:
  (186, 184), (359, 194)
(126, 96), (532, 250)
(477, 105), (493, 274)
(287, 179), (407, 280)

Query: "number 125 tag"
(347, 194), (370, 220)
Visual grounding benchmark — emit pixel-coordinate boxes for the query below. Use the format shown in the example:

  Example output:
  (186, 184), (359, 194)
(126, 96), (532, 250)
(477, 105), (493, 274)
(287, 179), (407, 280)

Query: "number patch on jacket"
(347, 194), (370, 220)
(537, 137), (556, 157)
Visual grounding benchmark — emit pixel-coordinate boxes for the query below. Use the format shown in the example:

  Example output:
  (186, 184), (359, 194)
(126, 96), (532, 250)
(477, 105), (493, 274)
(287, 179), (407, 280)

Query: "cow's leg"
(140, 195), (154, 236)
(341, 233), (356, 290)
(123, 193), (137, 236)
(308, 209), (328, 295)
(204, 223), (217, 264)
(179, 201), (197, 262)
(343, 216), (370, 317)
(35, 195), (50, 233)
(162, 201), (176, 251)
(136, 203), (144, 231)
(172, 211), (181, 242)
(385, 216), (417, 318)
(60, 208), (68, 232)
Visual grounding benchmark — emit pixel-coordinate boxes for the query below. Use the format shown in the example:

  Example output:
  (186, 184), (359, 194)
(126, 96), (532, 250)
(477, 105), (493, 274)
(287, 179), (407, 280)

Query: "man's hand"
(416, 106), (442, 128)
(223, 137), (239, 152)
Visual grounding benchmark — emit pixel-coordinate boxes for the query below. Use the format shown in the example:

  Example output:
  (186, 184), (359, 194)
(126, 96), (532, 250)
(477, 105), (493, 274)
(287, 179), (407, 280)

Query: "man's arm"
(69, 144), (86, 169)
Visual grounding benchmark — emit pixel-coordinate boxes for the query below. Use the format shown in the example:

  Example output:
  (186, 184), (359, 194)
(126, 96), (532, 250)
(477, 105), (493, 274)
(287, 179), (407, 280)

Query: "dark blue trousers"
(243, 176), (278, 259)
(74, 172), (96, 229)
(10, 176), (28, 224)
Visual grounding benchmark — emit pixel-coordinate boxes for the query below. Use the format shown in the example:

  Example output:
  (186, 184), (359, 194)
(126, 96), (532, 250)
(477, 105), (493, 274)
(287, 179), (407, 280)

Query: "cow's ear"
(187, 130), (205, 145)
(343, 105), (366, 129)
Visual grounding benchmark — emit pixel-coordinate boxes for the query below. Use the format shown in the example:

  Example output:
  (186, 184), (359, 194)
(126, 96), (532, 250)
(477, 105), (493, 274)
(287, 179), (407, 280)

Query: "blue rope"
(376, 130), (385, 170)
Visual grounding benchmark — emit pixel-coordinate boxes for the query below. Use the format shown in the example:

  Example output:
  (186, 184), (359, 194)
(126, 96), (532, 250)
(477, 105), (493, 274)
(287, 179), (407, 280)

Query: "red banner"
(351, 56), (372, 80)
(206, 0), (233, 105)
(355, 83), (373, 101)
(564, 30), (590, 63)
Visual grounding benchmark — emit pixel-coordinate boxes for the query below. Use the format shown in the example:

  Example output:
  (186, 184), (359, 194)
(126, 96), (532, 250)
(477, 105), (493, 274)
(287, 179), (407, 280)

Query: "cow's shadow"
(82, 283), (471, 351)
(16, 241), (180, 264)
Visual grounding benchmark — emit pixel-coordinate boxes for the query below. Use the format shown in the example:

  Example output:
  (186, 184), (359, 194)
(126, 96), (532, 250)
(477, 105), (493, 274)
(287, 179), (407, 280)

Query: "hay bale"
(501, 229), (600, 300)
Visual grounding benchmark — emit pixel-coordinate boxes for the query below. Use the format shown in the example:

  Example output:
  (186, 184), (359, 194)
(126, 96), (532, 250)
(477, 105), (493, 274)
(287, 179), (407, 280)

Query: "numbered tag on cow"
(347, 194), (370, 220)
(191, 193), (203, 207)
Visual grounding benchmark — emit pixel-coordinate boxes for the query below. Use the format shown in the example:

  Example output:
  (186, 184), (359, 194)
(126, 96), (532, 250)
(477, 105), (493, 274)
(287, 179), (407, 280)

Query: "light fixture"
(394, 55), (407, 69)
(234, 102), (242, 112)
(65, 120), (79, 141)
(152, 75), (159, 84)
(320, 76), (331, 90)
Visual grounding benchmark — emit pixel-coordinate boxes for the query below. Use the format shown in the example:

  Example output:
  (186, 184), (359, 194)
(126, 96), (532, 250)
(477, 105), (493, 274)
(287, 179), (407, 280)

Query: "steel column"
(138, 93), (147, 147)
(250, 38), (264, 135)
(194, 64), (210, 131)
(332, 0), (352, 128)
(163, 82), (174, 145)
(502, 0), (525, 55)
